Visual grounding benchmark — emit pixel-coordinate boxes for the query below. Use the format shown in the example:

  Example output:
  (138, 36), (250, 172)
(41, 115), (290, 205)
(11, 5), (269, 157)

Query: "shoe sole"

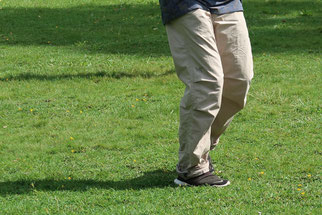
(174, 178), (230, 187)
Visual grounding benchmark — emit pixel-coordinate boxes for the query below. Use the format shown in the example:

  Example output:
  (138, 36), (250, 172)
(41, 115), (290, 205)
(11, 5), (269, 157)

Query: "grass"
(0, 0), (321, 214)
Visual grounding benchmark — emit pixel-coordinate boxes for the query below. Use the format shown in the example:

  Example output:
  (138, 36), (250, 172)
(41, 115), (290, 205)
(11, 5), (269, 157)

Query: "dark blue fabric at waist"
(159, 0), (243, 25)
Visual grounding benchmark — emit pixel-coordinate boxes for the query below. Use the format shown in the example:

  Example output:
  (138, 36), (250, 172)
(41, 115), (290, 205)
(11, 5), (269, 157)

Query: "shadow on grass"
(0, 1), (320, 81)
(0, 0), (321, 56)
(0, 3), (168, 56)
(0, 169), (177, 196)
(0, 69), (175, 81)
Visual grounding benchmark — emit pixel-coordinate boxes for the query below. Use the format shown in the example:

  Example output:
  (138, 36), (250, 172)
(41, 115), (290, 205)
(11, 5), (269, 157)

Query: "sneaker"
(174, 172), (230, 187)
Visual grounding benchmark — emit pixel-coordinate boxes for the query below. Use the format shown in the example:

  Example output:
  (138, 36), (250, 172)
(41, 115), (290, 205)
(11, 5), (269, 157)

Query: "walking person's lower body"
(166, 9), (253, 186)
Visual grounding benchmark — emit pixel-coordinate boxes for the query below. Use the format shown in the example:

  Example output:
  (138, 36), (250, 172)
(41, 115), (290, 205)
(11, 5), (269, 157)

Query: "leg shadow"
(0, 169), (177, 196)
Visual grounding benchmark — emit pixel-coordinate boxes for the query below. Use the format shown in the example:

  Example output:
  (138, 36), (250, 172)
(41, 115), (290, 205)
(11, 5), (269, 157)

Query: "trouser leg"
(166, 9), (223, 179)
(210, 12), (254, 149)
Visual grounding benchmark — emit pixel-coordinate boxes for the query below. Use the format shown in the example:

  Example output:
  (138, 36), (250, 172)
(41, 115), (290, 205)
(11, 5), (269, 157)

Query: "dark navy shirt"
(159, 0), (243, 24)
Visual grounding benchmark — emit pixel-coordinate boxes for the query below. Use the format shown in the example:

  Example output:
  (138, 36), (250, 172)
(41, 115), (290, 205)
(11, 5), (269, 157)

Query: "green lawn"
(0, 0), (321, 214)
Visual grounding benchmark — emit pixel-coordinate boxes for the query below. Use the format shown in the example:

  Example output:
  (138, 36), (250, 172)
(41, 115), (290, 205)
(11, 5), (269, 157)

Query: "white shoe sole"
(174, 178), (230, 187)
(174, 179), (190, 186)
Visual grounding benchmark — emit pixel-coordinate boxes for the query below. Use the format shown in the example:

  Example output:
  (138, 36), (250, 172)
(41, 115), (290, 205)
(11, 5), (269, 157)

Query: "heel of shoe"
(174, 178), (190, 186)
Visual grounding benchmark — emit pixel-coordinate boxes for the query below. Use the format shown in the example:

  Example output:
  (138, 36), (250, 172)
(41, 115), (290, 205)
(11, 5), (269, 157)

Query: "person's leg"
(210, 12), (254, 149)
(166, 9), (224, 179)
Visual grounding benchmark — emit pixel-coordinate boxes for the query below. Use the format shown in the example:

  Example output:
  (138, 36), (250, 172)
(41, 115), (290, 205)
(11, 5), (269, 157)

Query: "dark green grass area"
(0, 2), (166, 56)
(0, 0), (321, 214)
(0, 0), (321, 56)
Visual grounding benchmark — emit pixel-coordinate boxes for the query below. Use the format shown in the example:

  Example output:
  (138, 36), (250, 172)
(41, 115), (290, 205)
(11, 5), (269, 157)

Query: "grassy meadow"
(0, 0), (321, 214)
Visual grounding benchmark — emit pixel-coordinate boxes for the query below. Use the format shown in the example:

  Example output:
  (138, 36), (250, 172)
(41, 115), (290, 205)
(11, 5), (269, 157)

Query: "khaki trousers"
(166, 9), (253, 179)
